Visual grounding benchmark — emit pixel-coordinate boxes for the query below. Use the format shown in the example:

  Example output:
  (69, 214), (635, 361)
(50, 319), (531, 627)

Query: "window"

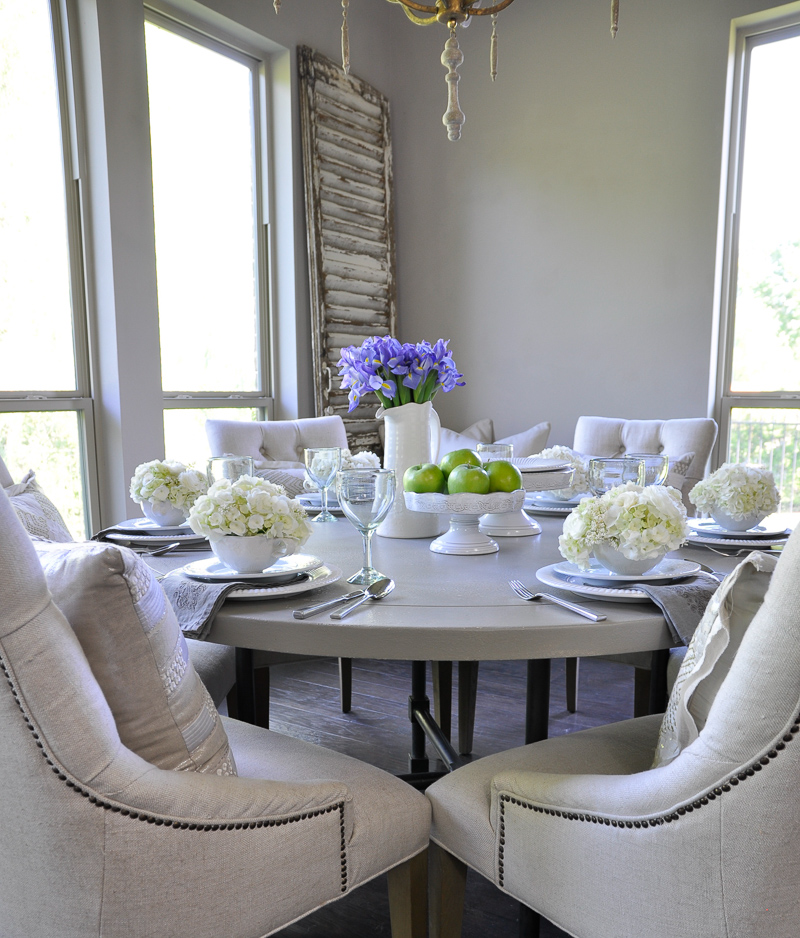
(144, 13), (272, 463)
(714, 8), (800, 517)
(0, 0), (94, 537)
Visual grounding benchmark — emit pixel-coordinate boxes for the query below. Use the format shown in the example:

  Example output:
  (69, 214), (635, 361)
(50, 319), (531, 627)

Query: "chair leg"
(254, 666), (270, 728)
(429, 843), (467, 938)
(633, 667), (651, 717)
(388, 849), (428, 938)
(565, 657), (579, 713)
(339, 657), (352, 713)
(432, 661), (453, 741)
(458, 661), (479, 756)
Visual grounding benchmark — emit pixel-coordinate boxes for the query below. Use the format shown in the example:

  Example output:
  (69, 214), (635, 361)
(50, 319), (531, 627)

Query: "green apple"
(485, 459), (523, 493)
(439, 448), (482, 479)
(447, 463), (491, 495)
(403, 463), (446, 494)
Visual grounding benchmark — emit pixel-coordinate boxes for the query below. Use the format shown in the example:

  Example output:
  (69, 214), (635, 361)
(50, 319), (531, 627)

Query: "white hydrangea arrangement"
(129, 459), (208, 516)
(188, 475), (313, 544)
(534, 445), (590, 500)
(689, 463), (779, 521)
(558, 482), (690, 570)
(304, 448), (381, 492)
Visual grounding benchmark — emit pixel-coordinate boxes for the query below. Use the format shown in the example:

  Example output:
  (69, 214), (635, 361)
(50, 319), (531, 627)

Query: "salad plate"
(553, 558), (701, 587)
(536, 563), (651, 604)
(111, 517), (192, 536)
(687, 519), (789, 540)
(226, 564), (341, 600)
(686, 532), (789, 549)
(104, 530), (207, 547)
(181, 553), (324, 583)
(511, 457), (572, 473)
(523, 499), (574, 516)
(532, 493), (588, 507)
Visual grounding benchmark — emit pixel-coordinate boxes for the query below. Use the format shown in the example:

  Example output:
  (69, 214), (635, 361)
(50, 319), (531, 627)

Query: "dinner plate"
(523, 499), (574, 516)
(511, 457), (572, 473)
(686, 532), (789, 549)
(553, 558), (702, 587)
(687, 519), (789, 539)
(104, 531), (208, 547)
(227, 564), (342, 600)
(181, 553), (324, 583)
(532, 493), (588, 507)
(536, 563), (651, 603)
(111, 517), (192, 536)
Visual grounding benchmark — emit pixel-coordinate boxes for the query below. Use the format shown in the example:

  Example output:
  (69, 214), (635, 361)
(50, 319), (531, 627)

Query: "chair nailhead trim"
(0, 654), (349, 871)
(495, 704), (800, 884)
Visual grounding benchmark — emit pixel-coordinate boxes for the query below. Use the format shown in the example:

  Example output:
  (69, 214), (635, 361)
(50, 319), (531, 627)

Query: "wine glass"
(628, 453), (669, 486)
(336, 468), (396, 585)
(587, 456), (646, 495)
(304, 447), (342, 523)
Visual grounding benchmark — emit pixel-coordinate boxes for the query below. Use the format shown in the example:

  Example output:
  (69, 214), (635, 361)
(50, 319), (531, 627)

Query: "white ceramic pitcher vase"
(377, 400), (445, 539)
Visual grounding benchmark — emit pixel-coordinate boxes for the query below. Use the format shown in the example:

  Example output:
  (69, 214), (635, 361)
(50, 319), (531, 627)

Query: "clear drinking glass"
(476, 442), (514, 463)
(206, 454), (255, 485)
(628, 453), (669, 486)
(304, 447), (342, 523)
(336, 468), (396, 585)
(588, 457), (646, 496)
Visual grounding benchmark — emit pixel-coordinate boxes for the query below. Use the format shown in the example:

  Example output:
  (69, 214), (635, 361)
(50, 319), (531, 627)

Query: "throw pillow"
(5, 470), (74, 542)
(652, 550), (778, 768)
(253, 458), (305, 471)
(436, 418), (495, 459)
(254, 467), (307, 498)
(35, 540), (237, 776)
(495, 421), (551, 457)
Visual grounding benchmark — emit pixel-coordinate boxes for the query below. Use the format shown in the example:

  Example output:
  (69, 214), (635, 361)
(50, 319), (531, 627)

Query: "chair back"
(0, 451), (14, 487)
(205, 416), (348, 469)
(573, 415), (717, 508)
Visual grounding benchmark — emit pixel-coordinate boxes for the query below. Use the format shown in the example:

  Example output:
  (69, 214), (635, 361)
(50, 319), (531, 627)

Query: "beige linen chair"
(566, 414), (719, 716)
(426, 531), (800, 938)
(0, 487), (429, 938)
(0, 450), (236, 710)
(205, 416), (355, 719)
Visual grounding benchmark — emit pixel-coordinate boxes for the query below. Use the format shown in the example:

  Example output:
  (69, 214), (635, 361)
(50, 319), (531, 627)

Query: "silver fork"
(508, 580), (607, 621)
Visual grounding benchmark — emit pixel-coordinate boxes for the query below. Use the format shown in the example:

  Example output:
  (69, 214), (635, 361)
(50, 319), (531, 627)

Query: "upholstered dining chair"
(426, 534), (799, 938)
(566, 414), (719, 716)
(0, 450), (236, 711)
(0, 486), (429, 938)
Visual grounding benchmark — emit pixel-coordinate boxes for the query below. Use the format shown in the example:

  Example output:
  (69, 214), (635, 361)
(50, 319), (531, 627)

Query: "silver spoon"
(140, 541), (181, 557)
(330, 577), (395, 619)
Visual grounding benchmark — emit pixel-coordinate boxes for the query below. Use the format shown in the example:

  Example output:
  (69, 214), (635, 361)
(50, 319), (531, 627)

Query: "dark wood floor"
(262, 655), (637, 938)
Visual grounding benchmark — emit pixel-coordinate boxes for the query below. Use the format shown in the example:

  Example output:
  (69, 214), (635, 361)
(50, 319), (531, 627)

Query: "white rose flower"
(130, 459), (209, 518)
(689, 463), (779, 521)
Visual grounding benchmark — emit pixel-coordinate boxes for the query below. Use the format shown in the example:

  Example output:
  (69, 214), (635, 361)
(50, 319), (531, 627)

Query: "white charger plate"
(523, 497), (573, 516)
(686, 532), (789, 549)
(553, 558), (701, 587)
(687, 519), (789, 540)
(105, 531), (207, 547)
(112, 517), (192, 536)
(536, 563), (651, 604)
(533, 493), (589, 507)
(181, 553), (324, 582)
(227, 564), (342, 600)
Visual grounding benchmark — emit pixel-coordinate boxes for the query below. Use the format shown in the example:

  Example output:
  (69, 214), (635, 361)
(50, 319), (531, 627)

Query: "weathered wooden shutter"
(298, 45), (397, 453)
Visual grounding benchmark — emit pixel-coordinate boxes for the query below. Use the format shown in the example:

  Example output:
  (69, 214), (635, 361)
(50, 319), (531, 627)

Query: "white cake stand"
(403, 490), (526, 555)
(479, 465), (574, 537)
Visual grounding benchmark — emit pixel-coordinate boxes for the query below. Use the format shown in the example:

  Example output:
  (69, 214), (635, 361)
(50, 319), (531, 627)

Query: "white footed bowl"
(210, 534), (299, 574)
(593, 542), (667, 577)
(142, 499), (186, 527)
(710, 509), (767, 532)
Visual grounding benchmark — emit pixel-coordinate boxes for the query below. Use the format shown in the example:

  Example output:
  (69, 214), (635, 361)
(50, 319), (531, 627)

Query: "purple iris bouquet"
(337, 336), (465, 412)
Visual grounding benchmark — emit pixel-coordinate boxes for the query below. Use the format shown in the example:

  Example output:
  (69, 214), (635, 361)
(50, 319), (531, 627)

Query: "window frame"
(711, 2), (800, 468)
(143, 6), (275, 424)
(0, 0), (101, 532)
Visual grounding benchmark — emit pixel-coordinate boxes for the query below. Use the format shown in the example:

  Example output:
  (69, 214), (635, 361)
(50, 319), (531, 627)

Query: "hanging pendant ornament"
(342, 0), (350, 73)
(273, 0), (281, 12)
(610, 0), (619, 38)
(441, 24), (466, 141)
(490, 13), (498, 81)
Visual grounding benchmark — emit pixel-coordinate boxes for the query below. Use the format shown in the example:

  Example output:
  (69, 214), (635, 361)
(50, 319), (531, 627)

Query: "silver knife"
(293, 590), (364, 619)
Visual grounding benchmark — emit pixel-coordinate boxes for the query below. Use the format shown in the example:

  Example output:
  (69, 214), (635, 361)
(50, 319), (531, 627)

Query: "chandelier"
(273, 1), (620, 142)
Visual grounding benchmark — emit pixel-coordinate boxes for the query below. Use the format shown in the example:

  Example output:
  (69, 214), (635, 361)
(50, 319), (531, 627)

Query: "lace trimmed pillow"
(652, 550), (778, 768)
(35, 540), (237, 776)
(665, 452), (694, 491)
(253, 466), (307, 498)
(5, 470), (74, 542)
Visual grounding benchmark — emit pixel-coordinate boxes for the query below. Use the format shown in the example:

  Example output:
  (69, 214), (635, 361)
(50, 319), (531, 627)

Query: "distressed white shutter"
(298, 46), (397, 453)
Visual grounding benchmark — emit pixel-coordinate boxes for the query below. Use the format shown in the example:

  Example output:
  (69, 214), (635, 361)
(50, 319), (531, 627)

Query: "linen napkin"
(638, 573), (721, 645)
(159, 573), (245, 640)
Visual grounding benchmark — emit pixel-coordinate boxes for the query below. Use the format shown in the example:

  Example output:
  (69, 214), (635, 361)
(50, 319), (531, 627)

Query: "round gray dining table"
(171, 513), (737, 782)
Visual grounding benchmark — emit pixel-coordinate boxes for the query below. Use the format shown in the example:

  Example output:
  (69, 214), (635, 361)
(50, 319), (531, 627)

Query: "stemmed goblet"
(303, 447), (342, 523)
(336, 468), (396, 585)
(587, 456), (646, 496)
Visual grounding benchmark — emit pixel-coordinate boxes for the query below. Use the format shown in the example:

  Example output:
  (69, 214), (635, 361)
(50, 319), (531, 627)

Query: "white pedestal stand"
(404, 490), (526, 555)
